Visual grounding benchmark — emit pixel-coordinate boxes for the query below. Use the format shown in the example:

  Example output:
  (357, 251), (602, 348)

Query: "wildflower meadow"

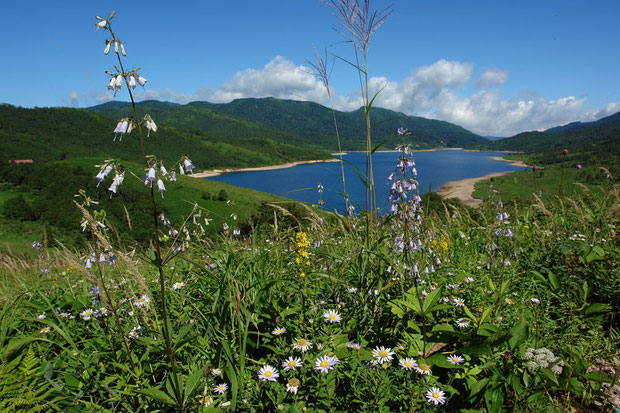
(0, 3), (618, 413)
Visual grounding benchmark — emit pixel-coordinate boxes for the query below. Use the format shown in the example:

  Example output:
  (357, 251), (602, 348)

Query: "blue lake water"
(206, 150), (526, 214)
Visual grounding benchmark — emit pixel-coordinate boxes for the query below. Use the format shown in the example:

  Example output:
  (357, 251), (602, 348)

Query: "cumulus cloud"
(475, 68), (509, 87)
(70, 56), (618, 136)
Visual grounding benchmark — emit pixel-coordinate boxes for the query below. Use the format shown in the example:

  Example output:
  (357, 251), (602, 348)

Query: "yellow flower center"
(433, 392), (440, 399)
(297, 339), (307, 346)
(265, 371), (272, 377)
(379, 350), (389, 357)
(288, 361), (296, 367)
(320, 361), (329, 368)
(404, 361), (411, 366)
(329, 314), (336, 320)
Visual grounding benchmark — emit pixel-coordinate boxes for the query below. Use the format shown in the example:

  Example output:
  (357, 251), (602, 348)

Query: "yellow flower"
(300, 272), (305, 278)
(523, 225), (530, 230)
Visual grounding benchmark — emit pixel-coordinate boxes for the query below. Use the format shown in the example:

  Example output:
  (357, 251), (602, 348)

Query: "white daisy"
(323, 309), (342, 323)
(135, 295), (150, 307)
(447, 354), (464, 365)
(286, 378), (300, 394)
(272, 327), (286, 336)
(530, 297), (540, 304)
(292, 338), (312, 353)
(348, 287), (358, 294)
(415, 363), (432, 375)
(453, 297), (465, 307)
(426, 387), (446, 405)
(37, 314), (46, 320)
(456, 318), (469, 328)
(505, 297), (514, 305)
(315, 355), (338, 374)
(213, 383), (228, 394)
(399, 358), (417, 370)
(128, 326), (141, 339)
(40, 327), (50, 334)
(171, 282), (185, 290)
(80, 308), (95, 321)
(282, 356), (302, 371)
(372, 346), (395, 364)
(258, 365), (279, 382)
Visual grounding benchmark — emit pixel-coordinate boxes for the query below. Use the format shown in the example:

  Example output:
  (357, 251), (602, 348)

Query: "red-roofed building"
(8, 159), (34, 164)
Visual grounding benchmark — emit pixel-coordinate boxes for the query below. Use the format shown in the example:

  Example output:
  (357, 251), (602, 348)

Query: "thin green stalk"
(107, 22), (183, 409)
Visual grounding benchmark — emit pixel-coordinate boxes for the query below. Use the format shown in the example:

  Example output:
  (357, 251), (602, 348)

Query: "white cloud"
(475, 68), (509, 87)
(70, 56), (619, 136)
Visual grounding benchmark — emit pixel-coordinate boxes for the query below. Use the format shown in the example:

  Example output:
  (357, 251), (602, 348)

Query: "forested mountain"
(90, 97), (489, 150)
(0, 104), (330, 168)
(484, 110), (620, 168)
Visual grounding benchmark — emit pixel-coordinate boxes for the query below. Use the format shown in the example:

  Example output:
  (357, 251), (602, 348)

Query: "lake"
(206, 150), (526, 214)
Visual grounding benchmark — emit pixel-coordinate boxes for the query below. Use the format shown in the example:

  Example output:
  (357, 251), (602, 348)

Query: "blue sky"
(1, 0), (619, 136)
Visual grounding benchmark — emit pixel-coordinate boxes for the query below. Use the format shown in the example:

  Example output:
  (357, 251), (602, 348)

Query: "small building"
(8, 159), (34, 164)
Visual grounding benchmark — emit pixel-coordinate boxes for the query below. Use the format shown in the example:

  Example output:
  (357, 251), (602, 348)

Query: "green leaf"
(422, 287), (441, 312)
(468, 377), (489, 400)
(139, 387), (176, 406)
(183, 367), (205, 404)
(547, 271), (559, 291)
(585, 303), (611, 315)
(509, 319), (528, 351)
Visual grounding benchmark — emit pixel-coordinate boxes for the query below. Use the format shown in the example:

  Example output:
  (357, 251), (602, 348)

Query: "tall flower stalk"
(95, 12), (183, 410)
(319, 0), (393, 239)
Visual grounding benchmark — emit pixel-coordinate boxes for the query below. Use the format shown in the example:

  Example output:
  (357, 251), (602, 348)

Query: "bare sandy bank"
(437, 156), (531, 207)
(191, 158), (339, 178)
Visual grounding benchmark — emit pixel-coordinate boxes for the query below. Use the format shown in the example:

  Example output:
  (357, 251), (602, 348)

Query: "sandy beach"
(191, 158), (339, 178)
(437, 156), (530, 206)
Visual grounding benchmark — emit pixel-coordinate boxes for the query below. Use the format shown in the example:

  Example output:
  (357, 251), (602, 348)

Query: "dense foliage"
(90, 98), (489, 151)
(0, 179), (617, 412)
(0, 104), (330, 168)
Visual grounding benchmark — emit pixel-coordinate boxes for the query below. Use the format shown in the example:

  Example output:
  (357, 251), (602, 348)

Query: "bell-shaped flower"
(85, 258), (93, 269)
(157, 179), (166, 198)
(144, 115), (157, 137)
(111, 75), (123, 96)
(136, 75), (147, 87)
(113, 120), (129, 141)
(104, 41), (111, 55)
(108, 172), (124, 198)
(98, 253), (107, 266)
(169, 171), (177, 182)
(126, 120), (134, 134)
(96, 164), (113, 187)
(127, 75), (136, 89)
(95, 20), (107, 30)
(183, 159), (195, 174)
(179, 164), (185, 175)
(146, 167), (157, 185)
(107, 77), (116, 91)
(160, 165), (168, 176)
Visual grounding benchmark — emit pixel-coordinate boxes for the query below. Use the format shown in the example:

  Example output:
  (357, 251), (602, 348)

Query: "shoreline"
(191, 158), (339, 178)
(437, 156), (530, 206)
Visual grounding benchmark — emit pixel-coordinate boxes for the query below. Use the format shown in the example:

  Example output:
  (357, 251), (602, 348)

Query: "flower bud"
(95, 20), (107, 30)
(104, 42), (111, 55)
(160, 165), (168, 176)
(120, 43), (126, 56)
(114, 41), (119, 53)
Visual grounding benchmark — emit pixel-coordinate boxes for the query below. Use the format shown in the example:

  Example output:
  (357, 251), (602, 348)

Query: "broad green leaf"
(509, 319), (528, 351)
(139, 387), (176, 406)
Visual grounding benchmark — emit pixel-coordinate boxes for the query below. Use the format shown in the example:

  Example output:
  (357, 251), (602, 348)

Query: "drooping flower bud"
(157, 179), (166, 198)
(120, 43), (126, 56)
(114, 41), (119, 54)
(95, 20), (107, 30)
(160, 165), (168, 176)
(183, 159), (195, 174)
(104, 41), (111, 55)
(179, 164), (185, 175)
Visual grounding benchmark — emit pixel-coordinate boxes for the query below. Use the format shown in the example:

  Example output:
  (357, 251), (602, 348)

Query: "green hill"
(89, 97), (488, 150)
(0, 104), (330, 168)
(483, 110), (620, 171)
